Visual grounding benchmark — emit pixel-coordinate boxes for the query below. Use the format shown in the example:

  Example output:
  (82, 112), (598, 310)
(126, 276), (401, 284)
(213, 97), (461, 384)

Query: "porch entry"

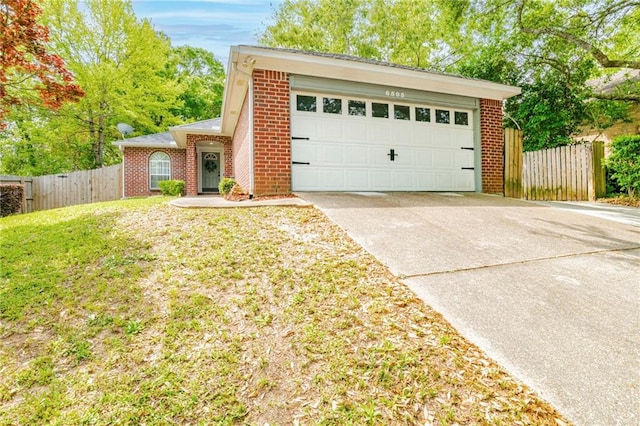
(200, 151), (221, 193)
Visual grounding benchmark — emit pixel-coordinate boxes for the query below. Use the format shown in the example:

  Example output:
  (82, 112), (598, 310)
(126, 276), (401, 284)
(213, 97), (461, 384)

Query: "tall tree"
(37, 0), (184, 168)
(0, 0), (83, 127)
(168, 46), (225, 121)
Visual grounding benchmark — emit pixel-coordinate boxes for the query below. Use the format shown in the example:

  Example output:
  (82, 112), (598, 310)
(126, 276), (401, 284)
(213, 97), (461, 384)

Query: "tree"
(35, 0), (184, 168)
(168, 46), (225, 121)
(0, 0), (83, 127)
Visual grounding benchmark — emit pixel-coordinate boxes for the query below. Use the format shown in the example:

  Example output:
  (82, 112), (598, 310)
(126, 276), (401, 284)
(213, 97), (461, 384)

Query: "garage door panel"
(394, 171), (414, 189)
(291, 141), (319, 164)
(293, 167), (319, 189)
(321, 169), (345, 189)
(347, 169), (369, 188)
(346, 120), (368, 140)
(292, 116), (319, 139)
(322, 144), (345, 164)
(346, 146), (368, 165)
(373, 170), (393, 188)
(321, 120), (346, 140)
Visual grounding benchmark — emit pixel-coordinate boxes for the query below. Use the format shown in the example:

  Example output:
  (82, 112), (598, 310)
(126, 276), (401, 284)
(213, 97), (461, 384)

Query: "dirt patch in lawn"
(0, 200), (570, 425)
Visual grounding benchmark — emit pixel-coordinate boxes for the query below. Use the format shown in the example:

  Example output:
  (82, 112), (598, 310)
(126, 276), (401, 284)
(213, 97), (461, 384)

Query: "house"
(114, 45), (521, 197)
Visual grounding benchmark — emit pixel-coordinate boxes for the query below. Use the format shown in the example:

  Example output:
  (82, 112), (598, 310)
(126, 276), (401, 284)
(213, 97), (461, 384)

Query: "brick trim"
(480, 99), (504, 194)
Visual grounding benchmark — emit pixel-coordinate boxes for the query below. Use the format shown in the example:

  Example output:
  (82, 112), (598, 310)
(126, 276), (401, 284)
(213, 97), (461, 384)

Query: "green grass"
(0, 198), (569, 425)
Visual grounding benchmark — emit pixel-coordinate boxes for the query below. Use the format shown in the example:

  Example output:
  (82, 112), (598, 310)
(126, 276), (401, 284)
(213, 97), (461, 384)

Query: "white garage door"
(291, 92), (476, 191)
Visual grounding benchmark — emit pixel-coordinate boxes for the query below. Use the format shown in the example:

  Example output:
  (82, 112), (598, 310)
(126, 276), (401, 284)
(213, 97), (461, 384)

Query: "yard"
(0, 198), (569, 425)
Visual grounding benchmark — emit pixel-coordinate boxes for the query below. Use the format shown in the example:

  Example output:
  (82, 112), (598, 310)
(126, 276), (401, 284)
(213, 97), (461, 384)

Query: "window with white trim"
(149, 151), (170, 190)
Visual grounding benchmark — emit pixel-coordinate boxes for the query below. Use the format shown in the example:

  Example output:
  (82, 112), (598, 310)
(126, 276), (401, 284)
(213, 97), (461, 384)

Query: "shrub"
(158, 180), (185, 196)
(0, 184), (25, 217)
(218, 177), (236, 195)
(606, 135), (640, 198)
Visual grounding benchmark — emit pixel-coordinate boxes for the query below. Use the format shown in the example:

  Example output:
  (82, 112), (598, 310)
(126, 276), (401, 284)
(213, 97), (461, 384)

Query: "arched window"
(149, 151), (171, 190)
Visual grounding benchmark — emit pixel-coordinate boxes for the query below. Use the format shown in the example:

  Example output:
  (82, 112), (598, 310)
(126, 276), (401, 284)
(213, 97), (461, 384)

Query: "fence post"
(504, 128), (523, 198)
(591, 141), (606, 199)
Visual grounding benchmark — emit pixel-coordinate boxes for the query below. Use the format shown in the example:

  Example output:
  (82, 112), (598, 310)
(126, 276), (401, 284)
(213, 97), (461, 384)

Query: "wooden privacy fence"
(504, 129), (606, 201)
(1, 164), (122, 213)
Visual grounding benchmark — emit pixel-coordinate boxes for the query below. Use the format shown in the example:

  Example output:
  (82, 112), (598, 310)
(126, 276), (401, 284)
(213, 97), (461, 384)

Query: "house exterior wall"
(252, 69), (291, 195)
(232, 92), (251, 193)
(122, 147), (186, 197)
(185, 134), (233, 196)
(480, 98), (504, 194)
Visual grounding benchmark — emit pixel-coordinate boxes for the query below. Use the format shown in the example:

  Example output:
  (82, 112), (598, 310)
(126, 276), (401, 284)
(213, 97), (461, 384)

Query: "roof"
(248, 45), (488, 85)
(112, 118), (222, 148)
(586, 69), (640, 95)
(119, 46), (522, 149)
(172, 118), (221, 131)
(112, 131), (176, 148)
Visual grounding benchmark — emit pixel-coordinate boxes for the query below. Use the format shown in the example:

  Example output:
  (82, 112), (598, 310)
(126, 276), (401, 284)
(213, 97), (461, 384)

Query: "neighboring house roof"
(112, 131), (177, 148)
(112, 118), (221, 148)
(586, 69), (640, 95)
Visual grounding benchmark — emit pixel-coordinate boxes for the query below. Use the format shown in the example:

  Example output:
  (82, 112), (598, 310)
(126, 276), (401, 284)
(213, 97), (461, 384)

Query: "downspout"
(248, 76), (255, 199)
(120, 146), (125, 199)
(232, 57), (256, 198)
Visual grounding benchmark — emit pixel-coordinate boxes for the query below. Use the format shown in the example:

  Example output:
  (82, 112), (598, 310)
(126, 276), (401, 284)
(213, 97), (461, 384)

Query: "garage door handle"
(461, 167), (474, 170)
(461, 147), (474, 151)
(292, 136), (310, 140)
(292, 161), (310, 165)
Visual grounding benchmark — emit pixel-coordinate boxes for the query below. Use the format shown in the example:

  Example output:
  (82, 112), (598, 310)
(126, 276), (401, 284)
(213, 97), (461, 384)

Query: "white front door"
(290, 92), (476, 191)
(201, 152), (221, 192)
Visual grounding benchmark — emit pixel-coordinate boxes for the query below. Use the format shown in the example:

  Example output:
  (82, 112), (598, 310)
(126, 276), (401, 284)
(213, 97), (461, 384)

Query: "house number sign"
(385, 90), (405, 98)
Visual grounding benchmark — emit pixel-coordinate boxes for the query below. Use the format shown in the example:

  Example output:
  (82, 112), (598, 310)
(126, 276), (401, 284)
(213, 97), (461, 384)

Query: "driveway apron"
(298, 192), (640, 426)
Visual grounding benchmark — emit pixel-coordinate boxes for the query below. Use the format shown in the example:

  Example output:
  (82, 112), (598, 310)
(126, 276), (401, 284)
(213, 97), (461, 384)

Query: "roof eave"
(232, 46), (521, 101)
(169, 127), (229, 148)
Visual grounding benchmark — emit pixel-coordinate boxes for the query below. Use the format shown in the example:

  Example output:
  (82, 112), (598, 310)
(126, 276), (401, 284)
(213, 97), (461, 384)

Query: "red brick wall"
(480, 99), (504, 194)
(232, 92), (251, 193)
(185, 134), (232, 196)
(123, 147), (186, 197)
(253, 69), (291, 195)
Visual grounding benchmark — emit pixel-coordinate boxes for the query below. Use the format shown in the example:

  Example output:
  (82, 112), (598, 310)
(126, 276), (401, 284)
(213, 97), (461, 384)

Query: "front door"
(201, 152), (220, 192)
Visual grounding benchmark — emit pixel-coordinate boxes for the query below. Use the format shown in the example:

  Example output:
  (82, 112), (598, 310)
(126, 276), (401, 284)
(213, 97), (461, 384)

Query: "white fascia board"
(233, 46), (521, 100)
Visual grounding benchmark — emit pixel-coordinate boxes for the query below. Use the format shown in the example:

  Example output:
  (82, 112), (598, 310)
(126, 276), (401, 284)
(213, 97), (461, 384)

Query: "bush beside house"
(606, 135), (640, 199)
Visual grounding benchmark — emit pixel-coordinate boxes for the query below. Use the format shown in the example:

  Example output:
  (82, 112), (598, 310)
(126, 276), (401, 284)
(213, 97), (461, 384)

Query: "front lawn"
(0, 198), (569, 424)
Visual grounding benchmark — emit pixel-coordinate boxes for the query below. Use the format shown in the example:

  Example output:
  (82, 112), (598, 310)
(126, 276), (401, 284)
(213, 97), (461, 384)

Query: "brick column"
(480, 99), (504, 194)
(253, 69), (291, 196)
(186, 137), (197, 196)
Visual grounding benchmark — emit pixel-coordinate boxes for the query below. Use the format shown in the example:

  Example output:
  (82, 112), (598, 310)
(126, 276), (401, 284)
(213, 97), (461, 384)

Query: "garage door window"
(435, 109), (450, 124)
(348, 100), (366, 116)
(415, 107), (431, 122)
(372, 102), (389, 118)
(296, 95), (316, 112)
(455, 111), (469, 125)
(394, 105), (410, 120)
(323, 97), (342, 114)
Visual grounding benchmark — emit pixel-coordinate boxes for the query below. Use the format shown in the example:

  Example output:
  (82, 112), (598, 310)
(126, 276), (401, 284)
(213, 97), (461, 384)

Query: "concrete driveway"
(298, 192), (640, 426)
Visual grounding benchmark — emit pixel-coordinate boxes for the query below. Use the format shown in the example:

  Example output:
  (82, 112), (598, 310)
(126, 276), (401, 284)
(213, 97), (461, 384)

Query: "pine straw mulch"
(0, 201), (571, 425)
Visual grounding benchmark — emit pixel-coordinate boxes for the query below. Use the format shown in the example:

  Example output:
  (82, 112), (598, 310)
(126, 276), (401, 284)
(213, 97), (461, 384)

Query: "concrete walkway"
(169, 195), (313, 209)
(298, 192), (640, 426)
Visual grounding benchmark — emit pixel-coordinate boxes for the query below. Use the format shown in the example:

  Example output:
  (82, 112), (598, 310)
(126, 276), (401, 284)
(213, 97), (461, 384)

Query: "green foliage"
(167, 46), (225, 121)
(606, 135), (640, 198)
(158, 180), (185, 196)
(261, 0), (638, 153)
(218, 177), (236, 195)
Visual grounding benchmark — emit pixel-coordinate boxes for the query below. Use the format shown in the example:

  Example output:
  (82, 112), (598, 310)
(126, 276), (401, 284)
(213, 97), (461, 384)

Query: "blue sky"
(131, 0), (282, 66)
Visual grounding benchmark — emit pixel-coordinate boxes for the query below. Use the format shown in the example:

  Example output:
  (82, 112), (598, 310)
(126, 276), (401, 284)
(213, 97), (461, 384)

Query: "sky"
(131, 0), (283, 66)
